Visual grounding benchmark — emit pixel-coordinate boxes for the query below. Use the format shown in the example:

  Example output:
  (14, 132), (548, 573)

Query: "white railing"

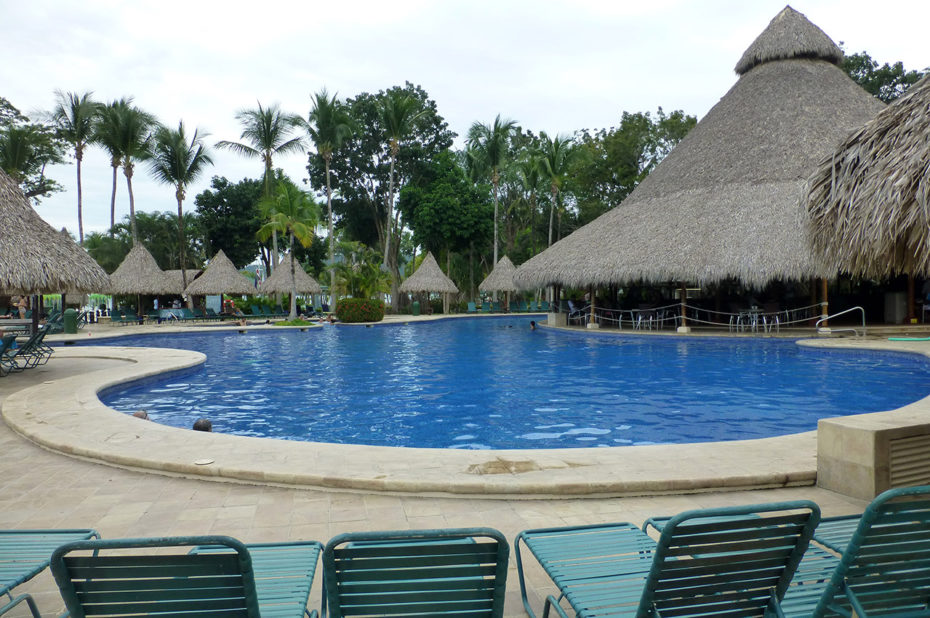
(815, 306), (866, 338)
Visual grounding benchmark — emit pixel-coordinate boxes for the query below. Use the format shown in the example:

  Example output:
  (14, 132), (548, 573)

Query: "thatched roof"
(514, 7), (884, 290)
(183, 249), (256, 296)
(0, 169), (109, 294)
(109, 244), (176, 295)
(162, 269), (202, 294)
(259, 254), (322, 294)
(804, 74), (930, 277)
(735, 6), (843, 75)
(399, 252), (459, 293)
(479, 256), (517, 292)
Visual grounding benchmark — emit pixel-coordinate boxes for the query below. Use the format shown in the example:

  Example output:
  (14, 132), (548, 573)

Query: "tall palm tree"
(216, 102), (304, 273)
(148, 121), (214, 290)
(539, 132), (576, 247)
(379, 91), (424, 270)
(466, 115), (517, 296)
(49, 91), (98, 244)
(517, 156), (543, 255)
(93, 98), (132, 231)
(257, 181), (319, 319)
(117, 104), (158, 244)
(306, 89), (354, 310)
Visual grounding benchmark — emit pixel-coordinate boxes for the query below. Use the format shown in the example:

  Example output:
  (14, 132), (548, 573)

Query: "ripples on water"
(97, 318), (930, 449)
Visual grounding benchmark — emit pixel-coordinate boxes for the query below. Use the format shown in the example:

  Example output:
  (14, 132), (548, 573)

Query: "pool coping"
(5, 328), (930, 499)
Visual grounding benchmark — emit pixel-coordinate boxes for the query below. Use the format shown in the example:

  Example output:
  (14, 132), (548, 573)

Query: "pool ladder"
(815, 306), (866, 338)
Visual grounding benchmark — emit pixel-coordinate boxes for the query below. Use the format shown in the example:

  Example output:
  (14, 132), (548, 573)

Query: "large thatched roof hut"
(514, 6), (884, 290)
(479, 256), (517, 293)
(399, 252), (458, 294)
(259, 254), (322, 295)
(183, 249), (256, 296)
(0, 169), (109, 294)
(804, 74), (930, 277)
(109, 244), (175, 295)
(163, 269), (203, 294)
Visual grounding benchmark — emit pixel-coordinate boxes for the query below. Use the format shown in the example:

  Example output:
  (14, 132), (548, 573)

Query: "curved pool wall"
(93, 317), (930, 449)
(7, 333), (930, 497)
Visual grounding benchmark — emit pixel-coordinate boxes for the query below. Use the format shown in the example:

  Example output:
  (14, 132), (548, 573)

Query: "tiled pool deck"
(1, 316), (925, 616)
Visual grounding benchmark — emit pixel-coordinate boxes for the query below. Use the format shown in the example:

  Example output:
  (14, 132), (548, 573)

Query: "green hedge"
(336, 298), (385, 323)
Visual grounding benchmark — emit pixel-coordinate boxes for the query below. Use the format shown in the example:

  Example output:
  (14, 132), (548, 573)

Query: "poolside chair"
(50, 535), (322, 618)
(0, 335), (17, 377)
(491, 301), (502, 312)
(540, 300), (550, 312)
(519, 300), (529, 312)
(0, 528), (98, 617)
(251, 304), (264, 317)
(1, 328), (52, 374)
(782, 484), (930, 617)
(516, 500), (820, 617)
(482, 301), (491, 313)
(323, 528), (509, 618)
(509, 301), (519, 313)
(467, 302), (477, 313)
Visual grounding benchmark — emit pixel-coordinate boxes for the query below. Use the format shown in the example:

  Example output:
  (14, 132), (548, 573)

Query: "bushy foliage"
(336, 297), (385, 323)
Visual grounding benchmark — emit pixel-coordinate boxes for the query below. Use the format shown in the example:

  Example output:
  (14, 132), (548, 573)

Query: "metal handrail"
(815, 306), (866, 337)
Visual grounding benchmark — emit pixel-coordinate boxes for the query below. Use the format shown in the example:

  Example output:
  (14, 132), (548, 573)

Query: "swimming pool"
(96, 317), (930, 449)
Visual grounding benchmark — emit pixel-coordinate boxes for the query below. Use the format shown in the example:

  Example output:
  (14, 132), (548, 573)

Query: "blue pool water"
(95, 317), (930, 449)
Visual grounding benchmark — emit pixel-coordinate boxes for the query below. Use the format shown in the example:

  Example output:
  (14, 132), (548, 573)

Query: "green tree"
(49, 90), (99, 243)
(305, 88), (354, 307)
(842, 48), (928, 102)
(538, 132), (577, 247)
(466, 115), (517, 287)
(87, 211), (205, 274)
(333, 240), (391, 300)
(257, 179), (319, 319)
(216, 102), (304, 273)
(194, 176), (263, 269)
(148, 121), (214, 290)
(93, 98), (131, 230)
(0, 100), (66, 200)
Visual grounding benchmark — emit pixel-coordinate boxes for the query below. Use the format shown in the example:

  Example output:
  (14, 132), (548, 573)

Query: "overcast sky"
(3, 0), (928, 238)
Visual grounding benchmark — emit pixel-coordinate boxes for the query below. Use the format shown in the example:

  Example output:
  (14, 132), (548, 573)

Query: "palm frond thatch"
(163, 269), (202, 294)
(183, 249), (256, 296)
(399, 252), (459, 294)
(259, 253), (322, 294)
(0, 169), (109, 294)
(804, 74), (930, 277)
(734, 5), (843, 75)
(478, 256), (517, 292)
(513, 7), (883, 290)
(109, 244), (175, 295)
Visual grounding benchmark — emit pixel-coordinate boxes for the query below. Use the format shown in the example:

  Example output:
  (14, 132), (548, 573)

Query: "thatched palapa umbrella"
(479, 256), (517, 308)
(804, 74), (930, 279)
(0, 169), (109, 295)
(514, 7), (884, 321)
(109, 244), (176, 316)
(163, 269), (202, 295)
(400, 252), (458, 313)
(259, 254), (322, 295)
(183, 249), (256, 297)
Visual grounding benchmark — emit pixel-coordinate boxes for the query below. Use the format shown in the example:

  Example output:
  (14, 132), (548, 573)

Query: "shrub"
(336, 298), (385, 323)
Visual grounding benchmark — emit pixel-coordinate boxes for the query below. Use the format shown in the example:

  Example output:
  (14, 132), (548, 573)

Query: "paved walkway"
(2, 318), (922, 616)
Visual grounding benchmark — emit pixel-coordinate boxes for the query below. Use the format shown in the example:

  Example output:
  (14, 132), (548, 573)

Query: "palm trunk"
(289, 234), (298, 321)
(492, 173), (499, 303)
(125, 162), (138, 244)
(76, 152), (84, 244)
(109, 162), (118, 232)
(548, 186), (557, 247)
(383, 152), (396, 269)
(325, 156), (337, 313)
(177, 189), (187, 292)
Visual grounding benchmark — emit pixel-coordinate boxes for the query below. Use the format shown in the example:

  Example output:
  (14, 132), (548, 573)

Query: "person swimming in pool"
(530, 320), (536, 330)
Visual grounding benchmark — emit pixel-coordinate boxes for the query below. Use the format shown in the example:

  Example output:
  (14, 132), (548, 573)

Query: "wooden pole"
(679, 282), (687, 328)
(589, 286), (596, 326)
(907, 275), (916, 323)
(820, 278), (829, 327)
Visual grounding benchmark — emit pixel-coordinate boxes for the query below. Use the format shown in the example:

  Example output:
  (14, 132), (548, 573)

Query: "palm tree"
(93, 98), (131, 231)
(466, 115), (517, 296)
(216, 102), (304, 273)
(148, 121), (214, 290)
(49, 91), (98, 244)
(539, 132), (576, 247)
(257, 181), (319, 319)
(379, 91), (424, 270)
(306, 89), (354, 310)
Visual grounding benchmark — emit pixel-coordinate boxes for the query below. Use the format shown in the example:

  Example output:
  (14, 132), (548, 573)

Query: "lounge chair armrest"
(0, 593), (41, 618)
(542, 595), (572, 618)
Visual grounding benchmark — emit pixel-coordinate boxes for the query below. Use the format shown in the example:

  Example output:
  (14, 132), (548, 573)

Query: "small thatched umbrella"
(400, 252), (458, 313)
(259, 253), (321, 319)
(163, 269), (202, 295)
(183, 249), (256, 297)
(479, 256), (517, 309)
(514, 7), (884, 316)
(0, 169), (109, 295)
(109, 244), (176, 316)
(804, 74), (930, 278)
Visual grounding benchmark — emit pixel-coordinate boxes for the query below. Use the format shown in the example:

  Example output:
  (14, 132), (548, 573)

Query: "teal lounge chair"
(540, 300), (550, 311)
(784, 485), (930, 617)
(51, 535), (322, 618)
(0, 334), (17, 377)
(491, 301), (501, 312)
(0, 528), (98, 617)
(529, 300), (538, 312)
(482, 301), (491, 313)
(516, 501), (819, 617)
(519, 301), (529, 312)
(1, 328), (52, 374)
(251, 304), (264, 317)
(323, 528), (509, 618)
(467, 302), (477, 313)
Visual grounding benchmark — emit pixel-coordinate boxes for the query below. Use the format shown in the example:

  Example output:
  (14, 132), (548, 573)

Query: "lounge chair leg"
(1, 593), (42, 618)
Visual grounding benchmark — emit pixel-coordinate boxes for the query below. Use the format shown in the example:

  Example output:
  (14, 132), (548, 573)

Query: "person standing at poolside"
(16, 295), (28, 319)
